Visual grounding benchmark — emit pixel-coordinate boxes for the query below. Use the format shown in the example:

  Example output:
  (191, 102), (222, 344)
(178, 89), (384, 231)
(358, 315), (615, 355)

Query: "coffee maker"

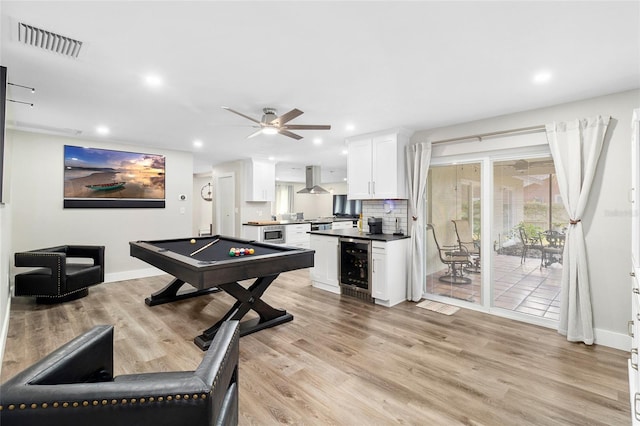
(367, 217), (383, 234)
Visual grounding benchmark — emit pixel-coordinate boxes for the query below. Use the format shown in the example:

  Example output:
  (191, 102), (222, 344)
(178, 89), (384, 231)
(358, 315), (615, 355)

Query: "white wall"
(0, 0), (9, 372)
(413, 89), (640, 349)
(8, 130), (194, 282)
(0, 201), (9, 376)
(193, 173), (213, 235)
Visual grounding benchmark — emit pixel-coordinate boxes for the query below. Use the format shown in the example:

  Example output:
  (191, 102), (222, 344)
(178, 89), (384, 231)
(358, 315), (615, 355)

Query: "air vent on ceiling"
(17, 22), (83, 58)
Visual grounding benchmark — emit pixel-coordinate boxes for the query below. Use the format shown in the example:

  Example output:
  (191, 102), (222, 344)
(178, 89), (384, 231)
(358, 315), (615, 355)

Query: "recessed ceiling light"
(342, 149), (348, 155)
(533, 71), (552, 84)
(144, 73), (163, 87)
(96, 125), (109, 135)
(313, 138), (322, 145)
(193, 139), (203, 148)
(346, 124), (355, 131)
(268, 156), (275, 161)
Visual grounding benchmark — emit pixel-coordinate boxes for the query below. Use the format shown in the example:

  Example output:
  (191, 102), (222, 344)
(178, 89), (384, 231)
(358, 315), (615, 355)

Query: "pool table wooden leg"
(144, 278), (222, 306)
(194, 274), (293, 350)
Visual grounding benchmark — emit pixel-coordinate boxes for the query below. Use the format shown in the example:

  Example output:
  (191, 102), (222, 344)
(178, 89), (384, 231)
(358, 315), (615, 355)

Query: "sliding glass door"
(426, 163), (482, 305)
(425, 153), (565, 324)
(492, 157), (566, 320)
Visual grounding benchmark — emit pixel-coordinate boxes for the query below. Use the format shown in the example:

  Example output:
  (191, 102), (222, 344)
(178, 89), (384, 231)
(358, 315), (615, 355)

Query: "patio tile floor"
(426, 253), (562, 321)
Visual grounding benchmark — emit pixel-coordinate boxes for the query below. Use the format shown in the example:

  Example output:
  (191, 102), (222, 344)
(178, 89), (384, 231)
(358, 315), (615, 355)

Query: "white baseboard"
(0, 296), (11, 377)
(312, 281), (340, 294)
(595, 328), (631, 351)
(422, 293), (630, 351)
(104, 267), (165, 284)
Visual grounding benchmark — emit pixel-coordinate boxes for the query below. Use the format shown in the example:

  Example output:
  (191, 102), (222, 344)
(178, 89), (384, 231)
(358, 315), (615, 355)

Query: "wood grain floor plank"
(1, 269), (631, 425)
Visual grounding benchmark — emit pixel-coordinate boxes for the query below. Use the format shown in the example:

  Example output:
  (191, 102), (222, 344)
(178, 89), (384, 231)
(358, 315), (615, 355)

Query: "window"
(274, 184), (294, 215)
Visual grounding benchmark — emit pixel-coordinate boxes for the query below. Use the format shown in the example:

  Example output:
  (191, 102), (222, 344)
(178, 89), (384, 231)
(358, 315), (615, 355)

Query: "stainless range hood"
(297, 165), (329, 194)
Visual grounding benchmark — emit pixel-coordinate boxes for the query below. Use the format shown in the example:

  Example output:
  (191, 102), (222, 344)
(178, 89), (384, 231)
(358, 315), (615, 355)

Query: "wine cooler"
(339, 237), (372, 302)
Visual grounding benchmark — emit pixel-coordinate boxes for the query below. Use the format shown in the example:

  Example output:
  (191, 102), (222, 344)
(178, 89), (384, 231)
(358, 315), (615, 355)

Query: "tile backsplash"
(362, 199), (408, 235)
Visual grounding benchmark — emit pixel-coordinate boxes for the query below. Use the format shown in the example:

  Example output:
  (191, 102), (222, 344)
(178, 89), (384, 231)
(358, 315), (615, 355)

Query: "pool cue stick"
(190, 238), (219, 256)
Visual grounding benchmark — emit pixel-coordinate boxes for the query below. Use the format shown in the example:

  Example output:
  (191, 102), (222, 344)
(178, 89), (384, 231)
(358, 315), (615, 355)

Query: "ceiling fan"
(221, 106), (331, 140)
(512, 159), (555, 172)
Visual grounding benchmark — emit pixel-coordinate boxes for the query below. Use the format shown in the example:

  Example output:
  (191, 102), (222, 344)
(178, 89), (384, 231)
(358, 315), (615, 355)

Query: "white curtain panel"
(405, 142), (432, 302)
(546, 116), (610, 344)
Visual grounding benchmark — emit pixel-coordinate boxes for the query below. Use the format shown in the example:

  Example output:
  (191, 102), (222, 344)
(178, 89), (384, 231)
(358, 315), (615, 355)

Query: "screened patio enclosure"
(426, 156), (566, 320)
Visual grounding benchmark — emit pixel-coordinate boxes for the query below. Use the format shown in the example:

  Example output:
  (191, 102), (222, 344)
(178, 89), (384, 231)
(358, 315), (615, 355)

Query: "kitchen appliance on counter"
(339, 237), (372, 302)
(261, 225), (285, 244)
(368, 217), (383, 234)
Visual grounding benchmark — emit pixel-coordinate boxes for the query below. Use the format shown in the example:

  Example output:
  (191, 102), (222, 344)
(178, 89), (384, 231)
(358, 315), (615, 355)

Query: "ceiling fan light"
(262, 127), (278, 135)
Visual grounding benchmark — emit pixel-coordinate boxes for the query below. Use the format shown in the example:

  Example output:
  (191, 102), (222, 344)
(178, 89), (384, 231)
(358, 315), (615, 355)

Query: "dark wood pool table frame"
(130, 235), (314, 350)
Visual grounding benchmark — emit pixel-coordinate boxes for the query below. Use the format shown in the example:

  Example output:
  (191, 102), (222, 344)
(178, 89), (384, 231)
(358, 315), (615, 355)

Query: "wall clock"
(200, 183), (213, 201)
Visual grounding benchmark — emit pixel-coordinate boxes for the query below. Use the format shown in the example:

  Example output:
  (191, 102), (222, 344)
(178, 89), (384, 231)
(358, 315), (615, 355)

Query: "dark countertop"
(243, 218), (356, 226)
(308, 228), (410, 241)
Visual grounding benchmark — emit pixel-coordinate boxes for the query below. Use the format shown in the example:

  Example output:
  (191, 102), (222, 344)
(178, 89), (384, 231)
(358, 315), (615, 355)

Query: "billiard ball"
(190, 239), (196, 244)
(249, 248), (255, 255)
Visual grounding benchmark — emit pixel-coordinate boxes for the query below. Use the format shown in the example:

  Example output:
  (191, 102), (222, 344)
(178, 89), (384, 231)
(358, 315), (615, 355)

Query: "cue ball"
(190, 239), (196, 244)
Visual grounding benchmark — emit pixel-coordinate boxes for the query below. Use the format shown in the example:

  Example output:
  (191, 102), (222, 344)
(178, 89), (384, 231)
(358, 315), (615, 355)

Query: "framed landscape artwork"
(63, 145), (166, 208)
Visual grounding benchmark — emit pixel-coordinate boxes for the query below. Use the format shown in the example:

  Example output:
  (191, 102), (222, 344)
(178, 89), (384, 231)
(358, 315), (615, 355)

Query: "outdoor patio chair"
(452, 219), (480, 273)
(518, 227), (543, 264)
(540, 230), (565, 268)
(427, 224), (471, 285)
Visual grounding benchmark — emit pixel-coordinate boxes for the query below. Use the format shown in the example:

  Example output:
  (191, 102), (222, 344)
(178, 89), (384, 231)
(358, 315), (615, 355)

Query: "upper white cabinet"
(346, 128), (412, 199)
(245, 159), (275, 202)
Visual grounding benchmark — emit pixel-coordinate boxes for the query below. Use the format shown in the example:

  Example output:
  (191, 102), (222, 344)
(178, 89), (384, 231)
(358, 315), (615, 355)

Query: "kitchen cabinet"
(245, 159), (275, 202)
(346, 128), (412, 199)
(371, 239), (408, 307)
(309, 234), (340, 294)
(630, 108), (640, 425)
(285, 223), (311, 249)
(630, 272), (640, 425)
(241, 225), (261, 241)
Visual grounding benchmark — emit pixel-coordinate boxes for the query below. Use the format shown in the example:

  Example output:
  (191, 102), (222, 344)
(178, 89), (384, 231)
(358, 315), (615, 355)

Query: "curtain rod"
(431, 124), (547, 145)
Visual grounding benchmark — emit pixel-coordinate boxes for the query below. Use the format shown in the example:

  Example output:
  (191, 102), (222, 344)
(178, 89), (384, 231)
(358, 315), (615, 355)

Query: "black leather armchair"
(0, 320), (240, 426)
(14, 245), (105, 303)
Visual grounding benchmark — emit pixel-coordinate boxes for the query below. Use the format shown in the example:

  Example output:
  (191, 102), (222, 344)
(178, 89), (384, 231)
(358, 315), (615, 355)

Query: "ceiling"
(1, 1), (638, 182)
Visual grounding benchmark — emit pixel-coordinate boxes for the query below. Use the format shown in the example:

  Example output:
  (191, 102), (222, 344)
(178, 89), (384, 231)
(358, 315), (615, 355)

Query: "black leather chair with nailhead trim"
(14, 245), (105, 303)
(0, 321), (240, 426)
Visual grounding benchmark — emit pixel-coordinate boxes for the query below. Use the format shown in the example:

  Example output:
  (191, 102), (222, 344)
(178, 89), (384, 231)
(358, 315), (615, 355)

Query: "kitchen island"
(308, 229), (409, 307)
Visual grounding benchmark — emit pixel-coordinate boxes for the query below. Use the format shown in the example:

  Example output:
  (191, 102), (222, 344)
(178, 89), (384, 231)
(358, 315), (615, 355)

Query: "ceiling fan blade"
(247, 128), (264, 139)
(278, 129), (303, 140)
(222, 106), (262, 124)
(284, 124), (332, 130)
(270, 108), (303, 126)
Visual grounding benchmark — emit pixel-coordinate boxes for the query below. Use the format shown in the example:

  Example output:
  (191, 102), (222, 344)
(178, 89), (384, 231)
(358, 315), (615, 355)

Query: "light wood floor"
(1, 270), (631, 425)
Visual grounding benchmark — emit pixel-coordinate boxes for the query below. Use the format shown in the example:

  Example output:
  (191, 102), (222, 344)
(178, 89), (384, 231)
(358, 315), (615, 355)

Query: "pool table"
(130, 235), (314, 350)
